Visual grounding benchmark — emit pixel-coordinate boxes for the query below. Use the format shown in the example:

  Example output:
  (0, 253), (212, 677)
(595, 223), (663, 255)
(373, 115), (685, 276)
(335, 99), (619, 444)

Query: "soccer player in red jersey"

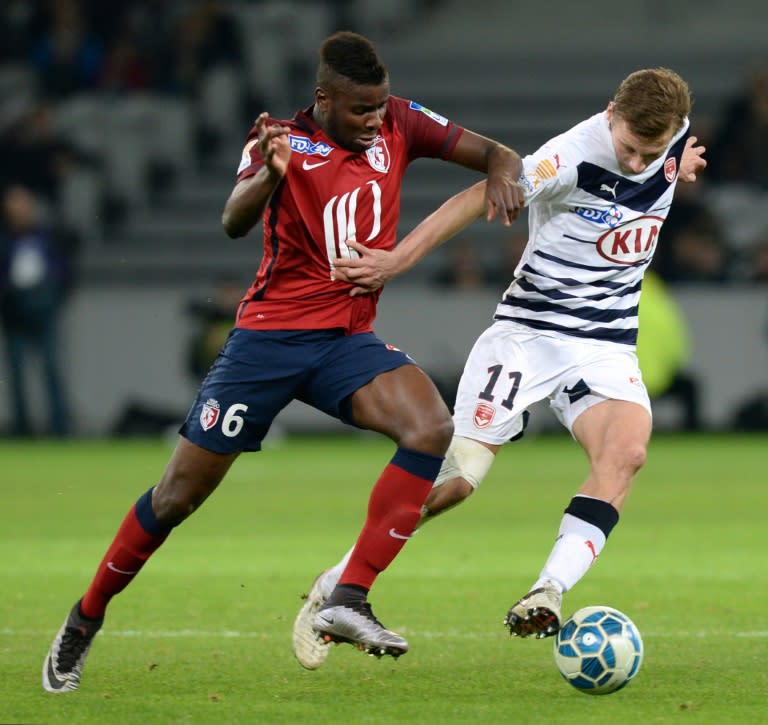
(42, 31), (525, 692)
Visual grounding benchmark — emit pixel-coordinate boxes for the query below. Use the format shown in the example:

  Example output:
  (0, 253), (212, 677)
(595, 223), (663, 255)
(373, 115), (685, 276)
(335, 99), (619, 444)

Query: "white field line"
(4, 628), (768, 639)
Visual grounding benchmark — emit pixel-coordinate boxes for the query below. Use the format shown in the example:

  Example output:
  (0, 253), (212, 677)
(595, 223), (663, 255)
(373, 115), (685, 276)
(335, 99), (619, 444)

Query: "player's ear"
(315, 86), (330, 108)
(606, 102), (615, 121)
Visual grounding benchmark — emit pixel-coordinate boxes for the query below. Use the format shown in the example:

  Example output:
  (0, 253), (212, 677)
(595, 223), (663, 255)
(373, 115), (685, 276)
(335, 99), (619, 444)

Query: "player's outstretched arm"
(222, 112), (291, 238)
(333, 182), (487, 296)
(449, 130), (525, 226)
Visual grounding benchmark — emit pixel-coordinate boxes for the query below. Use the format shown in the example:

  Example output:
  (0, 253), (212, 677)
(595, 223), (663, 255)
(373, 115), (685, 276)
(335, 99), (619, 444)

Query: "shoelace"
(347, 600), (384, 627)
(57, 626), (93, 671)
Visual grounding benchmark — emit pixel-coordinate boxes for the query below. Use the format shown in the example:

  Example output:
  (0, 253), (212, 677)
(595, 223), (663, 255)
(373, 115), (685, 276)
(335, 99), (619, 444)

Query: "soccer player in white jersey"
(292, 68), (707, 669)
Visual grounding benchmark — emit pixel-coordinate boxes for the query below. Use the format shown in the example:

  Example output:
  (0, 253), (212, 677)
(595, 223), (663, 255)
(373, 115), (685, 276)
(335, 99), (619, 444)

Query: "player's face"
(607, 104), (675, 175)
(314, 79), (389, 152)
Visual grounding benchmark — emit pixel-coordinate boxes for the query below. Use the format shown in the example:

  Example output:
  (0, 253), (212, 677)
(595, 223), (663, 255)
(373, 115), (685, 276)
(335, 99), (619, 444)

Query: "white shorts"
(452, 320), (652, 443)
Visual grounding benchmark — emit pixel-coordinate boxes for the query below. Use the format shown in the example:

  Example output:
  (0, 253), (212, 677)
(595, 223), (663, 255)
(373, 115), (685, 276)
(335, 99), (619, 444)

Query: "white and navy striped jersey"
(495, 111), (689, 347)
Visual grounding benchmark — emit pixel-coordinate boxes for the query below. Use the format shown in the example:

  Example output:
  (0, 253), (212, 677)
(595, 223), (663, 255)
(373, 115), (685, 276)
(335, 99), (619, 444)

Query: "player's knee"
(597, 441), (647, 480)
(621, 442), (647, 474)
(433, 414), (455, 452)
(435, 436), (496, 490)
(402, 411), (454, 455)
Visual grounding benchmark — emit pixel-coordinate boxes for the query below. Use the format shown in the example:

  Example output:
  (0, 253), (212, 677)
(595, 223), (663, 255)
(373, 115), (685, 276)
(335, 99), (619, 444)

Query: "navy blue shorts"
(179, 328), (414, 453)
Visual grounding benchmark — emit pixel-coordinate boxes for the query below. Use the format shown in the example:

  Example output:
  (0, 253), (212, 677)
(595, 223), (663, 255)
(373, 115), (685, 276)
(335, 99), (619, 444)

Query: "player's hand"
(255, 112), (291, 179)
(331, 241), (399, 297)
(679, 136), (707, 182)
(484, 174), (526, 226)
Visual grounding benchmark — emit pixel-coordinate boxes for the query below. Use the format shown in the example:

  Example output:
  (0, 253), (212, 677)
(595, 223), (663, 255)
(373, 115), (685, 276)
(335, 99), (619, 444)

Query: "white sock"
(533, 513), (607, 593)
(322, 547), (353, 596)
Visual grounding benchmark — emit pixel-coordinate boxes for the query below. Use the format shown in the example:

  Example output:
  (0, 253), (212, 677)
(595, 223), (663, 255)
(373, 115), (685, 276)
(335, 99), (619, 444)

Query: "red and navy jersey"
(234, 96), (464, 333)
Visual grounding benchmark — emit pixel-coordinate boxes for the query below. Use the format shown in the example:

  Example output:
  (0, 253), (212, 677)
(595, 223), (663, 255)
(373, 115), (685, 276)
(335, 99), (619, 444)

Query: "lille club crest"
(473, 403), (495, 429)
(664, 157), (677, 183)
(200, 398), (221, 431)
(366, 137), (390, 173)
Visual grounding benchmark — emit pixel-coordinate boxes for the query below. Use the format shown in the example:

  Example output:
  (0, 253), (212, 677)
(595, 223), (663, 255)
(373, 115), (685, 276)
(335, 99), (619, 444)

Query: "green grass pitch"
(2, 432), (766, 724)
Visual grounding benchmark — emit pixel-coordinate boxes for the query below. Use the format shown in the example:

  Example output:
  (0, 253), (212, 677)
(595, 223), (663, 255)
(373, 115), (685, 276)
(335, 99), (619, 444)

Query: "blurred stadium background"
(1, 0), (767, 438)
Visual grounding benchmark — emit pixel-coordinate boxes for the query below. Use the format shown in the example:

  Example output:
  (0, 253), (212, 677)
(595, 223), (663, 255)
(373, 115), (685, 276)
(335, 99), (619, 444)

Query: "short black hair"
(316, 31), (387, 87)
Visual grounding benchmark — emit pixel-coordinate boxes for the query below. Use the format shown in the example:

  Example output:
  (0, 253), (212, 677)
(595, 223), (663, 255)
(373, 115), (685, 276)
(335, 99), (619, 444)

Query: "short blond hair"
(612, 68), (691, 139)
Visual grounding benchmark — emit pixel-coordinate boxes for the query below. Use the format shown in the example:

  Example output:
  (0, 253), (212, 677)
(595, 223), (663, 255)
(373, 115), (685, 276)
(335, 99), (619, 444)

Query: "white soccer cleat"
(292, 570), (336, 669)
(503, 580), (562, 639)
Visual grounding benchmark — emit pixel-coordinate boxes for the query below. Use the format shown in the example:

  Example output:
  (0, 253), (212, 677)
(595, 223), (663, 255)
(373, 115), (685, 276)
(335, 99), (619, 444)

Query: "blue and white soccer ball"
(553, 605), (644, 695)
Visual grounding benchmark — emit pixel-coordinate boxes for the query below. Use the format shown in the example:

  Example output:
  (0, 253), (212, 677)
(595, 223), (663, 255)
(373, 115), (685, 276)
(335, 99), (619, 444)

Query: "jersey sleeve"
(235, 124), (267, 182)
(387, 96), (464, 161)
(518, 140), (579, 205)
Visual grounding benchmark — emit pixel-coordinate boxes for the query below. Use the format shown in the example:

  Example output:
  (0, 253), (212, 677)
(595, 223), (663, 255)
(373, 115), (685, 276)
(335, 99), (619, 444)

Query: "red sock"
(340, 448), (442, 591)
(80, 500), (170, 618)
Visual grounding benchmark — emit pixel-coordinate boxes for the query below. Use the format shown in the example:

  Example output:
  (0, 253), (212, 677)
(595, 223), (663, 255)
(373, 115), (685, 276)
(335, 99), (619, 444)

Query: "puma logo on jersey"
(600, 180), (619, 198)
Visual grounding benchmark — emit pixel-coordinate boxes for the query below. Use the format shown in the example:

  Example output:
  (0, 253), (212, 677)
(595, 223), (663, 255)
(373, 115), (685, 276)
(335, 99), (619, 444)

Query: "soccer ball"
(553, 605), (643, 695)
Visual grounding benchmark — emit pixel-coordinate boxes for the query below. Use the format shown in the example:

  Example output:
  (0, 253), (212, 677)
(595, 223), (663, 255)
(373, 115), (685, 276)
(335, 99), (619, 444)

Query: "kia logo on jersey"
(473, 403), (495, 429)
(366, 137), (390, 173)
(595, 216), (664, 264)
(664, 157), (677, 183)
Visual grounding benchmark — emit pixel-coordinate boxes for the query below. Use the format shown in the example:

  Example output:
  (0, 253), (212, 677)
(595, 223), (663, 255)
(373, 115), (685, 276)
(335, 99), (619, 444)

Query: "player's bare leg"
(421, 477), (475, 521)
(505, 400), (650, 640)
